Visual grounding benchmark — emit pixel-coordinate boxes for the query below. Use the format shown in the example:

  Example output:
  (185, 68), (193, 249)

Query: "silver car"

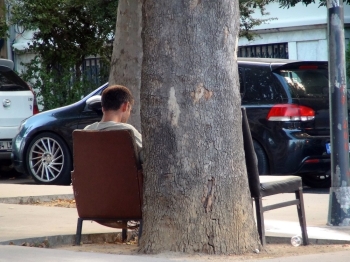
(0, 59), (38, 161)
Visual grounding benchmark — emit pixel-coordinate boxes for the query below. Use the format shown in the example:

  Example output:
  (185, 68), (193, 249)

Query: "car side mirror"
(86, 95), (102, 112)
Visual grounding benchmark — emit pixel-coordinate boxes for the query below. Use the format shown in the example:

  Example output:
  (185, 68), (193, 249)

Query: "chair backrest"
(72, 129), (143, 219)
(241, 107), (261, 198)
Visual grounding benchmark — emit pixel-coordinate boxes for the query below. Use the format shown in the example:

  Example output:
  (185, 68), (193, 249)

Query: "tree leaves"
(8, 0), (118, 110)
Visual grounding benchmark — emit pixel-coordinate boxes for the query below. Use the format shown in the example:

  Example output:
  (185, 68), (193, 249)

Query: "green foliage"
(8, 0), (349, 109)
(0, 5), (9, 38)
(9, 0), (118, 110)
(239, 0), (276, 40)
(20, 56), (109, 109)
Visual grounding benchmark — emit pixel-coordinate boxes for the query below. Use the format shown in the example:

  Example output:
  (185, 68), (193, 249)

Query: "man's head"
(101, 85), (134, 123)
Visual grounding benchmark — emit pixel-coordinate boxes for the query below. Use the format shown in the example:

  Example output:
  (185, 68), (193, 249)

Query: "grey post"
(327, 0), (350, 226)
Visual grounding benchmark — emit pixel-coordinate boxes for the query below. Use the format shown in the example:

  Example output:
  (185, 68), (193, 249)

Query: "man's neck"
(101, 111), (123, 123)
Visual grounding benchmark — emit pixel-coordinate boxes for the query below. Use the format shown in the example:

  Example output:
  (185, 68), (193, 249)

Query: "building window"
(238, 43), (288, 59)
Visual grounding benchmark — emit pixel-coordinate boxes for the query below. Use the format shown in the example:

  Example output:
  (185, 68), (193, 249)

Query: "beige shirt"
(84, 121), (143, 163)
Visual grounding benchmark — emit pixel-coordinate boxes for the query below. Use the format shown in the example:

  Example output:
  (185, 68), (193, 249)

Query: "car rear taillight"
(267, 104), (315, 121)
(33, 98), (39, 115)
(27, 83), (39, 115)
(298, 65), (318, 70)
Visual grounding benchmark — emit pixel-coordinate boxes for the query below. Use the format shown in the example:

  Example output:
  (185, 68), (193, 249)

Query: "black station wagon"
(12, 58), (332, 187)
(239, 58), (330, 188)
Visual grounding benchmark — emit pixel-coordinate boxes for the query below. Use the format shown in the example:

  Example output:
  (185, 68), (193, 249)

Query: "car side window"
(242, 66), (287, 104)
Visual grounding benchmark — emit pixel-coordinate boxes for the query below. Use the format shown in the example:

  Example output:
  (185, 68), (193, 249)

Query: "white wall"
(248, 2), (350, 30)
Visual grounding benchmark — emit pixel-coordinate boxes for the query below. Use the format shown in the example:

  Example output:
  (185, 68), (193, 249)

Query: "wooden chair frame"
(241, 107), (309, 246)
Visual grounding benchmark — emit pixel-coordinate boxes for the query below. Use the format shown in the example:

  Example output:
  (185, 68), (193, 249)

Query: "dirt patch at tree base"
(54, 242), (350, 261)
(31, 198), (350, 260)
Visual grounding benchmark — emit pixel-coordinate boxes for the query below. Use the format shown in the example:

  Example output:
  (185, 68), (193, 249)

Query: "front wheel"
(26, 132), (72, 185)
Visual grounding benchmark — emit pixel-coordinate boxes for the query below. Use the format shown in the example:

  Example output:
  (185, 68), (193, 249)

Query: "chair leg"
(137, 219), (143, 246)
(122, 228), (127, 242)
(75, 218), (83, 246)
(295, 188), (309, 245)
(254, 197), (266, 246)
(138, 220), (143, 240)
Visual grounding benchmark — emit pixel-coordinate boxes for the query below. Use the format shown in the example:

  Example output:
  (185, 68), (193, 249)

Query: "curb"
(0, 232), (130, 248)
(266, 235), (350, 245)
(0, 194), (73, 205)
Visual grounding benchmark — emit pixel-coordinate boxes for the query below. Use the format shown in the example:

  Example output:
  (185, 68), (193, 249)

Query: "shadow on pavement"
(0, 160), (35, 185)
(303, 187), (329, 194)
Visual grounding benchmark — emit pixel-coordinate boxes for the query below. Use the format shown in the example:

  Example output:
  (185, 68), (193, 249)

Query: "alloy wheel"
(28, 136), (64, 183)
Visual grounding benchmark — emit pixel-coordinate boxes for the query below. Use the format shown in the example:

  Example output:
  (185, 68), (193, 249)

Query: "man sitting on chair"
(84, 84), (142, 163)
(83, 84), (142, 230)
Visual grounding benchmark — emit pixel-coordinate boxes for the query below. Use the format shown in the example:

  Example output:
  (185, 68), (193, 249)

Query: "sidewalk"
(0, 183), (350, 261)
(263, 189), (350, 243)
(0, 184), (119, 245)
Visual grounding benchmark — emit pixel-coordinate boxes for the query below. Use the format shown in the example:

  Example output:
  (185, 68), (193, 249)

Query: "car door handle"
(3, 98), (11, 107)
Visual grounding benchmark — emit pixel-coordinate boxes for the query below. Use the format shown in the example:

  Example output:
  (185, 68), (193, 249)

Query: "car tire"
(302, 172), (331, 188)
(26, 132), (72, 185)
(253, 140), (269, 175)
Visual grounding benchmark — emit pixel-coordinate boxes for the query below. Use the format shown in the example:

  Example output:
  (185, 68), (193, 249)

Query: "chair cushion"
(260, 175), (302, 197)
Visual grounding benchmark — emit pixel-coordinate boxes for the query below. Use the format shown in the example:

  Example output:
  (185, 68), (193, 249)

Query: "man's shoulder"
(103, 122), (134, 131)
(83, 122), (99, 130)
(84, 121), (124, 131)
(83, 122), (140, 137)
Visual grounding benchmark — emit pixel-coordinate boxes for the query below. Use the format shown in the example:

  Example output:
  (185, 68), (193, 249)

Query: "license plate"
(326, 143), (350, 154)
(0, 140), (12, 151)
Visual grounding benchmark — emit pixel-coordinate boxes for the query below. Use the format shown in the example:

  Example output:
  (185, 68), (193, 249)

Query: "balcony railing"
(238, 43), (288, 59)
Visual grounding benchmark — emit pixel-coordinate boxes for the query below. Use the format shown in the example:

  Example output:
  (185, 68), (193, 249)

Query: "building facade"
(238, 2), (350, 61)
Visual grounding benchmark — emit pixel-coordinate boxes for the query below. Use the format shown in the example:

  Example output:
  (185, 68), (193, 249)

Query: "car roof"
(238, 57), (299, 65)
(237, 57), (327, 70)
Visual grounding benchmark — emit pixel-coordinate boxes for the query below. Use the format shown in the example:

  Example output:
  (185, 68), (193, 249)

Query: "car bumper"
(11, 154), (25, 173)
(11, 135), (26, 174)
(0, 151), (11, 159)
(295, 156), (330, 175)
(265, 130), (331, 175)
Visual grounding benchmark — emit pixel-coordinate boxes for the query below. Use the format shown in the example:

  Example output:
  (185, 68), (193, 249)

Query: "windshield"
(274, 68), (328, 98)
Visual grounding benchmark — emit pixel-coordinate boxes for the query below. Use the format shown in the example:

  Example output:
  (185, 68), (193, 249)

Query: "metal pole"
(327, 0), (350, 226)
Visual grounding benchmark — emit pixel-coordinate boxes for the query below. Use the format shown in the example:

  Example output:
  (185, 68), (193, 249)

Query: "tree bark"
(108, 0), (143, 131)
(139, 0), (260, 255)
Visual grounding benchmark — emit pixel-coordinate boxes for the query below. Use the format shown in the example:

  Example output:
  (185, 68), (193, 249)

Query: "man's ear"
(121, 102), (128, 112)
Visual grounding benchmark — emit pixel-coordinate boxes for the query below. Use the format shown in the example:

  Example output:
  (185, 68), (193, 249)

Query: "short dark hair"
(101, 85), (134, 111)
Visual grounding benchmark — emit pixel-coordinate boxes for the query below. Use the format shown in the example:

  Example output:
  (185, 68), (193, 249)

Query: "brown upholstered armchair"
(241, 107), (309, 246)
(71, 129), (143, 245)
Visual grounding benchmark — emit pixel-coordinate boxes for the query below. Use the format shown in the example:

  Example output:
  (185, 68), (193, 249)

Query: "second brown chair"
(241, 107), (309, 246)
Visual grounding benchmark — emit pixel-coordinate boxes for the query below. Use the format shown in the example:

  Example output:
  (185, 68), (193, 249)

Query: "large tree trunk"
(139, 0), (260, 255)
(108, 0), (143, 131)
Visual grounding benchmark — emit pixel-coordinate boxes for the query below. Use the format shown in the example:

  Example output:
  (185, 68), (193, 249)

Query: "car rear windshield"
(0, 67), (29, 91)
(274, 67), (328, 98)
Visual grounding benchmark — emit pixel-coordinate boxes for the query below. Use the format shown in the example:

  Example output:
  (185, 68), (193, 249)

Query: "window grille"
(238, 43), (288, 59)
